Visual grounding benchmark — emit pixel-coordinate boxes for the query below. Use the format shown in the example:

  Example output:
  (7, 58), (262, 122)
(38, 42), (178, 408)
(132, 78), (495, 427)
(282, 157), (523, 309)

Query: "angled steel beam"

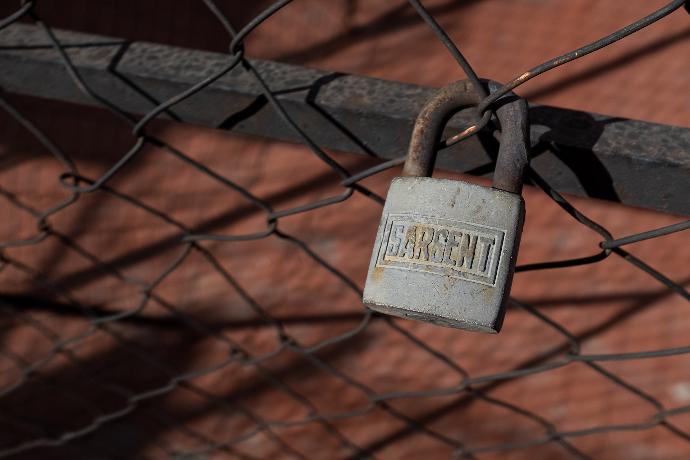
(1, 23), (689, 215)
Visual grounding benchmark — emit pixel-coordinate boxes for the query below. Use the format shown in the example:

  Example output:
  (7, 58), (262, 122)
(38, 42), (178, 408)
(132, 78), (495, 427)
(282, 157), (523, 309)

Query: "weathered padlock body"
(363, 176), (524, 333)
(362, 78), (529, 333)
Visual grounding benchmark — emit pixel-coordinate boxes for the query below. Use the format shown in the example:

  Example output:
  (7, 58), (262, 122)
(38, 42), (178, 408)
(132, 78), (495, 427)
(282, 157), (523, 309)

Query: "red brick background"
(1, 1), (689, 459)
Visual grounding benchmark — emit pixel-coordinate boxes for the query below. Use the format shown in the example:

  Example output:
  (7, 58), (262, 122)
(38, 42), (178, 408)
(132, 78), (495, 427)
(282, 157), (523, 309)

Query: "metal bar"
(1, 23), (689, 216)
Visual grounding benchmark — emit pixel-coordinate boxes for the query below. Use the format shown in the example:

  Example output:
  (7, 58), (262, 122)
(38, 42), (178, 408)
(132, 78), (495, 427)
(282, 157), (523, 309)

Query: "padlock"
(362, 79), (529, 333)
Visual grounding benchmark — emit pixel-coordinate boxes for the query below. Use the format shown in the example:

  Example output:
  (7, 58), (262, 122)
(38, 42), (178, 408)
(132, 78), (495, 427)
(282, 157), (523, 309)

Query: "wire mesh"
(1, 0), (690, 458)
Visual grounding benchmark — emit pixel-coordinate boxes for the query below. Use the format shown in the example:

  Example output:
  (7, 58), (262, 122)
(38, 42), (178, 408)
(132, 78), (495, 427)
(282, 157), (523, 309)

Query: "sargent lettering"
(377, 214), (505, 286)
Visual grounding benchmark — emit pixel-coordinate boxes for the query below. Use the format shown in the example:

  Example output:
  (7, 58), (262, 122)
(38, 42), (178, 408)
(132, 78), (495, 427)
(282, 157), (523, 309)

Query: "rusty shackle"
(402, 79), (530, 195)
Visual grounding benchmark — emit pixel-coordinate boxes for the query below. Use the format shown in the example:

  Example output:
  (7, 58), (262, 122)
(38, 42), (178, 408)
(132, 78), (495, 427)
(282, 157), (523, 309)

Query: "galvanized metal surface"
(1, 23), (689, 216)
(363, 177), (524, 333)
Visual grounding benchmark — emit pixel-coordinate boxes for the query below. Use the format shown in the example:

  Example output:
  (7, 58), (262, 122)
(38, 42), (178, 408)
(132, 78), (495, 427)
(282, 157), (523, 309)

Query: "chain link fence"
(1, 0), (690, 458)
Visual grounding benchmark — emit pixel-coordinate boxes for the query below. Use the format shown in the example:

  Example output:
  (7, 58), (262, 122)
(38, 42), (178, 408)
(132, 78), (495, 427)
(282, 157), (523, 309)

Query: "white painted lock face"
(363, 176), (524, 333)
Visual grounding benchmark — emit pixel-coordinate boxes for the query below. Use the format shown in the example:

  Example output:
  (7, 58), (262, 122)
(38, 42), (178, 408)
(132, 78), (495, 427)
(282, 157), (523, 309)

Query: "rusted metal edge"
(402, 79), (529, 196)
(1, 23), (689, 215)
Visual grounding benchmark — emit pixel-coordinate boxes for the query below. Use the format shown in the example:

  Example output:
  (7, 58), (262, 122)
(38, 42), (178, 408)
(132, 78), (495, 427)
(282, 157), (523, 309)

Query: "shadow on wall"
(7, 0), (477, 64)
(0, 291), (375, 459)
(11, 0), (275, 52)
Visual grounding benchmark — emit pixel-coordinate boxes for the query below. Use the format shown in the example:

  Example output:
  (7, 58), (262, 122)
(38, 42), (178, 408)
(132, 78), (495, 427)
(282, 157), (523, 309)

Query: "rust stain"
(480, 285), (493, 305)
(371, 265), (385, 283)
